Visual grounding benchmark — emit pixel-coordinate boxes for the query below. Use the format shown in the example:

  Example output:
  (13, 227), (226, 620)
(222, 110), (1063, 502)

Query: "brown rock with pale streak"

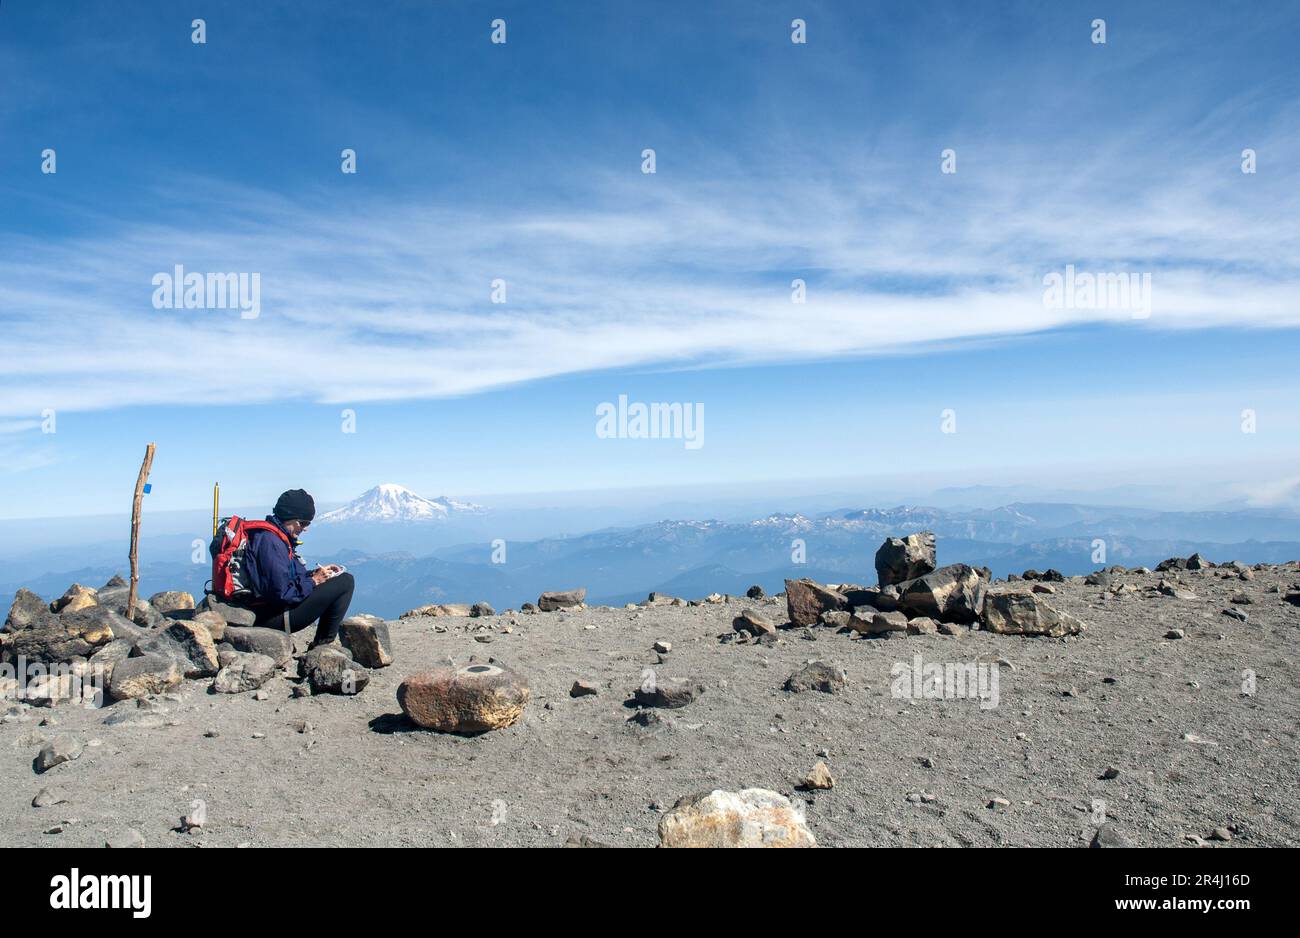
(398, 663), (530, 732)
(733, 609), (777, 636)
(658, 788), (816, 848)
(784, 579), (848, 627)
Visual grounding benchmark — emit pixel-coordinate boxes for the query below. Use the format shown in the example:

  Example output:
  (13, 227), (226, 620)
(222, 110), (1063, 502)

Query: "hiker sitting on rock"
(245, 489), (354, 649)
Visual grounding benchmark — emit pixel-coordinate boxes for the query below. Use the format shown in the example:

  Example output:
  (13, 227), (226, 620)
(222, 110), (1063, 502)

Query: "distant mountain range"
(4, 500), (1298, 620)
(316, 484), (484, 524)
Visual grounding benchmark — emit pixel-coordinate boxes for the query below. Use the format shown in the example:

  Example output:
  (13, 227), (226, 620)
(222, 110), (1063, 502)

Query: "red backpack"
(208, 516), (292, 603)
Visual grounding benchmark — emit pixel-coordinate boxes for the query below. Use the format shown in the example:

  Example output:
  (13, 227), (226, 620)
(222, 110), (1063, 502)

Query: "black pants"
(252, 573), (355, 647)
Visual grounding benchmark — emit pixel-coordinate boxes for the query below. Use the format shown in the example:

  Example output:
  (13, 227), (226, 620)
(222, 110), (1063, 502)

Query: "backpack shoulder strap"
(242, 520), (292, 550)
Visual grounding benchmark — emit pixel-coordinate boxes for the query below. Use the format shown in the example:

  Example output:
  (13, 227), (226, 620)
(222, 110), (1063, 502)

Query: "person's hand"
(310, 567), (329, 585)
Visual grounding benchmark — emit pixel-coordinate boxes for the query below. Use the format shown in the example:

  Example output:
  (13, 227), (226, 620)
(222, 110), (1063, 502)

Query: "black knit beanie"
(273, 489), (316, 523)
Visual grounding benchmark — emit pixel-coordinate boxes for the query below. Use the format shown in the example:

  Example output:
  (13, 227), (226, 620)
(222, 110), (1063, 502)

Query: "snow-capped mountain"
(316, 484), (485, 524)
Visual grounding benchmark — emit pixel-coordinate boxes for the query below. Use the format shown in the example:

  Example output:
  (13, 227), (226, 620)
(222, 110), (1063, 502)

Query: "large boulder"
(224, 626), (293, 667)
(211, 652), (277, 694)
(895, 564), (987, 624)
(981, 592), (1085, 637)
(195, 595), (258, 627)
(875, 532), (937, 587)
(136, 619), (219, 678)
(51, 584), (98, 614)
(4, 589), (54, 632)
(339, 615), (393, 668)
(398, 663), (530, 732)
(109, 655), (183, 700)
(2, 606), (119, 663)
(784, 579), (847, 627)
(658, 789), (815, 848)
(299, 645), (369, 695)
(538, 589), (586, 612)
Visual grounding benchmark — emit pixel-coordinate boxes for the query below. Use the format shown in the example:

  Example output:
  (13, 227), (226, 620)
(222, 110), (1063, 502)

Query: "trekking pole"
(213, 482), (220, 537)
(126, 443), (156, 621)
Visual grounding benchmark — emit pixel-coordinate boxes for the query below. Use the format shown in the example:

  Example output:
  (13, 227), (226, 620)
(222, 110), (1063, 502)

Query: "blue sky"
(1, 0), (1298, 519)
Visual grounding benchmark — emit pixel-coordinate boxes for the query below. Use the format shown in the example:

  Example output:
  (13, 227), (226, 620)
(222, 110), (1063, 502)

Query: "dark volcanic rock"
(874, 532), (937, 587)
(136, 619), (219, 677)
(3, 607), (119, 663)
(299, 646), (370, 695)
(224, 626), (293, 667)
(895, 565), (987, 624)
(634, 677), (704, 709)
(195, 595), (258, 627)
(4, 589), (54, 632)
(783, 661), (847, 694)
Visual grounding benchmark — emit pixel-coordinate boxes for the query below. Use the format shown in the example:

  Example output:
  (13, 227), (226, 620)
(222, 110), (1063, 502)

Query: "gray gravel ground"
(2, 563), (1297, 847)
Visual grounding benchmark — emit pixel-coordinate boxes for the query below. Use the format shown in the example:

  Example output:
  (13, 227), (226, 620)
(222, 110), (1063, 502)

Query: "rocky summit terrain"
(1, 543), (1297, 848)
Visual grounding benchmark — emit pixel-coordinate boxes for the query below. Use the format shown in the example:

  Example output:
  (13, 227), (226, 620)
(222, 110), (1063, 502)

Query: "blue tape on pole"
(143, 483), (152, 494)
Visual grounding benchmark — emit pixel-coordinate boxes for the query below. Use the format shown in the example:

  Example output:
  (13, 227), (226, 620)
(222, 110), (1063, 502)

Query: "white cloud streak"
(1, 136), (1297, 420)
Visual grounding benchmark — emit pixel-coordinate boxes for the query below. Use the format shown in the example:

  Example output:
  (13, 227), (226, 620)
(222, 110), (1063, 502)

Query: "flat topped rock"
(982, 591), (1084, 637)
(109, 655), (183, 700)
(224, 626), (293, 667)
(538, 589), (586, 612)
(398, 663), (530, 733)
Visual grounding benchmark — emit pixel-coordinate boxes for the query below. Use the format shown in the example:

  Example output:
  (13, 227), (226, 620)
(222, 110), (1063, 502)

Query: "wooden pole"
(213, 482), (220, 537)
(126, 443), (156, 621)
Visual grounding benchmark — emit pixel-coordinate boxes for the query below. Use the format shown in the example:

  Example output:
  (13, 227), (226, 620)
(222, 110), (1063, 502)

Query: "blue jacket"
(244, 516), (315, 606)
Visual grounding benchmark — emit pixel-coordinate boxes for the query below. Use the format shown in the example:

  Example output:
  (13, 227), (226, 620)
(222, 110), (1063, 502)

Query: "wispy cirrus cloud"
(2, 116), (1298, 421)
